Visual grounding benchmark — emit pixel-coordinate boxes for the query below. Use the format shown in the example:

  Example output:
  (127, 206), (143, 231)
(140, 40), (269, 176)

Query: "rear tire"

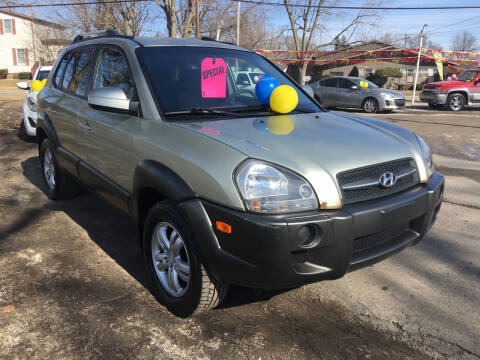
(39, 138), (79, 200)
(446, 93), (465, 112)
(143, 201), (227, 317)
(362, 97), (378, 113)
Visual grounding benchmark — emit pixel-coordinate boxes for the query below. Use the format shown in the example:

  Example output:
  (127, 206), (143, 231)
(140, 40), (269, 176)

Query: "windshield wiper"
(164, 107), (245, 117)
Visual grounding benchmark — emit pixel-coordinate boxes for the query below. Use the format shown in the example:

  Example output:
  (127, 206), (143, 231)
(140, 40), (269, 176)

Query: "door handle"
(78, 122), (92, 132)
(47, 107), (57, 113)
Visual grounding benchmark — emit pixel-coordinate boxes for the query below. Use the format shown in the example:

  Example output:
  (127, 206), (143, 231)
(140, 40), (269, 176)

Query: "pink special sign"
(201, 58), (227, 98)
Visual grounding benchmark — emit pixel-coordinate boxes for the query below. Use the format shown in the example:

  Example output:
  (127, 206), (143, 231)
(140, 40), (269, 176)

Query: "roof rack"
(71, 29), (134, 43)
(200, 36), (236, 46)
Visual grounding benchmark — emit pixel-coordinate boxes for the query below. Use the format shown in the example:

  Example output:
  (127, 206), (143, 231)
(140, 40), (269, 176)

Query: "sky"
(17, 0), (480, 51)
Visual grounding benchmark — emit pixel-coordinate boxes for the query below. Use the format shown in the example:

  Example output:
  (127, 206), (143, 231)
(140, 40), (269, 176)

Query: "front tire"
(446, 93), (465, 111)
(39, 138), (79, 200)
(362, 97), (378, 113)
(143, 202), (227, 317)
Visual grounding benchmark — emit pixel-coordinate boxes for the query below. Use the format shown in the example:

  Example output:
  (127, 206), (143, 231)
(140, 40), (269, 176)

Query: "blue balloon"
(255, 75), (280, 104)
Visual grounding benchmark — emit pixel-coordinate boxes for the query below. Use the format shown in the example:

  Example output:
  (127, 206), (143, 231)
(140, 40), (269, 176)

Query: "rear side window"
(61, 49), (95, 96)
(92, 47), (135, 99)
(54, 54), (69, 87)
(324, 78), (337, 87)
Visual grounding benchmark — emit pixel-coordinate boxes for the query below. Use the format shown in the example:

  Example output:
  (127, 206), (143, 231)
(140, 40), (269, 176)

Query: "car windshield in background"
(457, 70), (480, 82)
(136, 46), (320, 117)
(37, 70), (50, 81)
(352, 78), (378, 88)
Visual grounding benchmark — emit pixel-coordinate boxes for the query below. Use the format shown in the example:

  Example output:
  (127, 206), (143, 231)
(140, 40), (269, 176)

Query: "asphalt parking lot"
(0, 95), (479, 359)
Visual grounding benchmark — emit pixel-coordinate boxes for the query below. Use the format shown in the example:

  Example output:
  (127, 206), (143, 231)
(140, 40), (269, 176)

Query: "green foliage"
(374, 67), (403, 79)
(0, 69), (8, 79)
(17, 72), (31, 80)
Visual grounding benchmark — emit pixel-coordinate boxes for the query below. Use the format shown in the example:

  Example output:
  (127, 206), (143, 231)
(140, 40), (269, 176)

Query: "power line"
(231, 0), (480, 10)
(4, 0), (480, 10)
(0, 0), (147, 9)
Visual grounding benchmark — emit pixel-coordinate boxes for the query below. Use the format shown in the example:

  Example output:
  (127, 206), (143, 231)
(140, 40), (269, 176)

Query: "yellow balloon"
(42, 78), (47, 84)
(31, 80), (44, 92)
(267, 115), (295, 135)
(270, 85), (298, 114)
(360, 80), (368, 88)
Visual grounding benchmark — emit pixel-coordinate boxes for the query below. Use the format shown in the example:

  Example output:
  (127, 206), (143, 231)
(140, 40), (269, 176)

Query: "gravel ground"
(1, 96), (478, 359)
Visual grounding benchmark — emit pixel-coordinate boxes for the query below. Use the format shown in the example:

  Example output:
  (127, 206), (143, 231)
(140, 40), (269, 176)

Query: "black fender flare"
(131, 159), (197, 220)
(36, 110), (59, 149)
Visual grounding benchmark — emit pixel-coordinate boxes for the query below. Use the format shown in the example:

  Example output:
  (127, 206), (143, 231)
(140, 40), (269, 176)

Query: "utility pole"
(412, 24), (427, 105)
(404, 34), (408, 48)
(196, 0), (200, 38)
(236, 0), (240, 46)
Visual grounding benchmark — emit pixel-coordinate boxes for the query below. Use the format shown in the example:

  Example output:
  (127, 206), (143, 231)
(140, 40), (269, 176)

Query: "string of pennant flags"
(254, 48), (480, 58)
(266, 57), (480, 66)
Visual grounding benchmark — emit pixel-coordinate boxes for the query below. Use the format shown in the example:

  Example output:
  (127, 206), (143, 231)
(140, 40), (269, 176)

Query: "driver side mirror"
(88, 87), (139, 115)
(302, 85), (314, 98)
(16, 81), (30, 90)
(351, 85), (359, 90)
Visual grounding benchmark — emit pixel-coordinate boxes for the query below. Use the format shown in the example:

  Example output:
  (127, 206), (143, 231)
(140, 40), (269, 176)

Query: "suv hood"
(172, 111), (425, 208)
(424, 81), (465, 88)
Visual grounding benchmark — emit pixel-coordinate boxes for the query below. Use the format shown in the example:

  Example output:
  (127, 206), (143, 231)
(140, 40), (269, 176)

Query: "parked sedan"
(309, 76), (406, 113)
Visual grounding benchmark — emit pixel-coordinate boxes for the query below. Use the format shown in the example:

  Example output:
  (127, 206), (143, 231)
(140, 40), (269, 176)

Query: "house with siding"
(0, 9), (69, 76)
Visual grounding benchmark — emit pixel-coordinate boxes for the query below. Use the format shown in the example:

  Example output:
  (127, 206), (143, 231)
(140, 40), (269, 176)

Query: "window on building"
(365, 68), (373, 75)
(16, 49), (26, 65)
(3, 19), (12, 33)
(331, 71), (344, 76)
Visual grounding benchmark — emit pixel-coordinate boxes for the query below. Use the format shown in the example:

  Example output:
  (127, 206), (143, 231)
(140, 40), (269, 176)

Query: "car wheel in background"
(446, 93), (465, 112)
(143, 201), (228, 317)
(39, 138), (79, 200)
(362, 98), (378, 113)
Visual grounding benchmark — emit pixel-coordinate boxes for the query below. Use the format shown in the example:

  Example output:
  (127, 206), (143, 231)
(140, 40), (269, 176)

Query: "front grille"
(422, 88), (437, 93)
(352, 224), (408, 255)
(394, 99), (405, 107)
(338, 159), (419, 204)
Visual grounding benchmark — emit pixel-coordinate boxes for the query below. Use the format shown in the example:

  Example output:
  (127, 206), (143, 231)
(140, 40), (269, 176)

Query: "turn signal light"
(216, 221), (232, 234)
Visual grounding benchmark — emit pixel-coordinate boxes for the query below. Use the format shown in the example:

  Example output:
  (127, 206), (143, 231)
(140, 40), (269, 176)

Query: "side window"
(338, 78), (354, 89)
(236, 73), (250, 86)
(61, 49), (95, 96)
(92, 47), (135, 100)
(54, 54), (69, 88)
(324, 78), (338, 88)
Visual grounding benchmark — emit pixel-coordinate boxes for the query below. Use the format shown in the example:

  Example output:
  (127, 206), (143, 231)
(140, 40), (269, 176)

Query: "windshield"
(351, 78), (378, 89)
(136, 47), (321, 117)
(456, 70), (480, 82)
(36, 70), (50, 81)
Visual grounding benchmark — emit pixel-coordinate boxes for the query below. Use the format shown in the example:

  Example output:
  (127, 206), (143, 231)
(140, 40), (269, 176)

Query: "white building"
(0, 9), (68, 75)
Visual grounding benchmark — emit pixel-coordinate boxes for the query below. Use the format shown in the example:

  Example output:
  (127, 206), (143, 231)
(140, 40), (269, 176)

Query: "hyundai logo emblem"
(379, 172), (397, 188)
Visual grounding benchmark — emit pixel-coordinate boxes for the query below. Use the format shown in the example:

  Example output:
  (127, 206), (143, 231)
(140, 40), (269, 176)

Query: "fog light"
(296, 225), (319, 248)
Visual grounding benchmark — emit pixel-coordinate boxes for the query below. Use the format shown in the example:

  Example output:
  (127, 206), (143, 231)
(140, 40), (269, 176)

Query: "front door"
(75, 46), (138, 192)
(336, 78), (363, 108)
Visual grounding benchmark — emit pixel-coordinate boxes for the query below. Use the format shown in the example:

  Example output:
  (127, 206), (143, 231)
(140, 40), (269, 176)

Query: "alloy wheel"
(43, 148), (56, 189)
(363, 99), (377, 113)
(151, 222), (191, 297)
(449, 95), (464, 111)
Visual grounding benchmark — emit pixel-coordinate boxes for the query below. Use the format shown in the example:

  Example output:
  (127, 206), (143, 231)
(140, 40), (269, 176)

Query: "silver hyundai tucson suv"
(36, 30), (444, 317)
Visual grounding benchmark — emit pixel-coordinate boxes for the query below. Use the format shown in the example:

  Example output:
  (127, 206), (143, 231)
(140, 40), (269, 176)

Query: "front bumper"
(177, 172), (444, 289)
(379, 98), (406, 110)
(420, 92), (447, 104)
(22, 98), (37, 136)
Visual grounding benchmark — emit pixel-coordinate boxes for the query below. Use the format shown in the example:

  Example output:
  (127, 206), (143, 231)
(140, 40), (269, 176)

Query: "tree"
(151, 0), (217, 38)
(283, 0), (373, 84)
(451, 31), (478, 53)
(53, 0), (151, 37)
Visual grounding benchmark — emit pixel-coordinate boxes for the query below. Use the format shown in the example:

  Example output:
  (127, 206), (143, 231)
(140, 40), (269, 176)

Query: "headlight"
(27, 97), (37, 112)
(415, 134), (434, 181)
(379, 92), (394, 100)
(431, 86), (442, 94)
(235, 160), (319, 214)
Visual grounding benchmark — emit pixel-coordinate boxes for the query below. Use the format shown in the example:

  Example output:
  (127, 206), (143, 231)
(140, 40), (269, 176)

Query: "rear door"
(47, 48), (94, 155)
(321, 77), (338, 106)
(75, 46), (138, 191)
